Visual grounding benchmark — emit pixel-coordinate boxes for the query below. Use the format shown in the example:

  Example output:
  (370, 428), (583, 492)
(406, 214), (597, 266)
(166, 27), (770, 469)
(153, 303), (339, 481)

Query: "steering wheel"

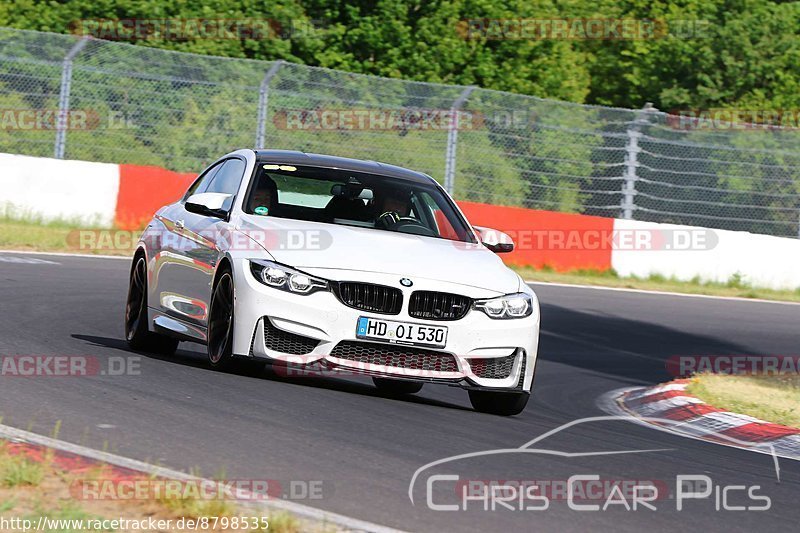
(376, 211), (401, 229)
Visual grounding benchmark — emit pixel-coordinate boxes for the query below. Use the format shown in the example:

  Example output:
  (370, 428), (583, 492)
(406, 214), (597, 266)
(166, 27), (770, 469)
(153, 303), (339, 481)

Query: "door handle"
(175, 219), (185, 230)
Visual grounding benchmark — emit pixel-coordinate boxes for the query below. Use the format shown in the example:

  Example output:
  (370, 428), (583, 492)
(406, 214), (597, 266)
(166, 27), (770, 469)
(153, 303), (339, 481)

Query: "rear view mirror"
(331, 182), (372, 200)
(185, 192), (233, 219)
(473, 226), (514, 253)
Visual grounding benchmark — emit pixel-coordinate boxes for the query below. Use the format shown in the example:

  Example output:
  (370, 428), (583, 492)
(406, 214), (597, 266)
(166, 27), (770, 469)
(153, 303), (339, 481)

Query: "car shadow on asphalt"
(537, 302), (757, 384)
(71, 334), (472, 412)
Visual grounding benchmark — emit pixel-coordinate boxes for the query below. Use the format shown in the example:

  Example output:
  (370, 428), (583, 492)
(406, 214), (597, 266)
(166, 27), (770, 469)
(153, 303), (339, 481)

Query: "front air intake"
(330, 341), (459, 372)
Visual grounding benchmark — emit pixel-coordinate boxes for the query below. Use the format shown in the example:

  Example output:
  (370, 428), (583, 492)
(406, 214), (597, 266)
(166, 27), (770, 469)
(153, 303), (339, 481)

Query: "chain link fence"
(1, 27), (799, 237)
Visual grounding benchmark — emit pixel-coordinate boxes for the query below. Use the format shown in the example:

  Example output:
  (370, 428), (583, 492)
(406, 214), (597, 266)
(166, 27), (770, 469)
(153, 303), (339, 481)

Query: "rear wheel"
(468, 390), (529, 416)
(124, 256), (179, 355)
(372, 377), (423, 395)
(207, 268), (237, 370)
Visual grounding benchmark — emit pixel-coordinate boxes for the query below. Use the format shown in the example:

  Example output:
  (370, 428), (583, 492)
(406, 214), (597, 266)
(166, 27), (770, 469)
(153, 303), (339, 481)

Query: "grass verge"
(686, 374), (800, 428)
(0, 442), (311, 532)
(0, 219), (133, 256)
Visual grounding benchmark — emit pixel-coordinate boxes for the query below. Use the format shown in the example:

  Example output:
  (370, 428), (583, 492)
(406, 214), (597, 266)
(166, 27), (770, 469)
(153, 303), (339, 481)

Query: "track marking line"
(0, 249), (131, 260)
(527, 280), (800, 306)
(0, 255), (60, 265)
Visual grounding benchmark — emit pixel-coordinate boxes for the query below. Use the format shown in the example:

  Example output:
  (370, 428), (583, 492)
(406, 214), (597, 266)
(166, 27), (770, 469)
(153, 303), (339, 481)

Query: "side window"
(205, 158), (246, 196)
(184, 161), (223, 200)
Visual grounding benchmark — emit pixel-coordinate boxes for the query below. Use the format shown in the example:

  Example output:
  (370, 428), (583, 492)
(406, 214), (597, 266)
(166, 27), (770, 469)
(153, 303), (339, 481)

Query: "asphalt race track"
(1, 252), (799, 532)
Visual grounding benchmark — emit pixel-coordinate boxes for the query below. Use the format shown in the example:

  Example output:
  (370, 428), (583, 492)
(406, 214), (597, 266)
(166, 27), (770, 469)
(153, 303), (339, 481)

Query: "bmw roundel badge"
(399, 278), (413, 287)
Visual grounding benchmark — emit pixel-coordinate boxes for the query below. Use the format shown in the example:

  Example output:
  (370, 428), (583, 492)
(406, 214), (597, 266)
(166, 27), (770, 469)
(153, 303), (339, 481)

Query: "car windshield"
(243, 163), (476, 243)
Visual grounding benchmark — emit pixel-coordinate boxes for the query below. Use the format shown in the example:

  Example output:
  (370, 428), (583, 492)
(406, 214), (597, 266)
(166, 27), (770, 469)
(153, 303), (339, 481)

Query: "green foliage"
(1, 0), (798, 110)
(0, 1), (798, 233)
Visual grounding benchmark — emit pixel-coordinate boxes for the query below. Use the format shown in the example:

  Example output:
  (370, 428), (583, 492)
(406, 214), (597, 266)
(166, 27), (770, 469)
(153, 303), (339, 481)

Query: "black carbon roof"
(253, 150), (436, 185)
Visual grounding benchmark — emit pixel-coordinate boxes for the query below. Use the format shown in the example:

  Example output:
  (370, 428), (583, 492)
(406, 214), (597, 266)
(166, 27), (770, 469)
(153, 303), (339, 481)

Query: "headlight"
(249, 260), (328, 295)
(474, 293), (533, 319)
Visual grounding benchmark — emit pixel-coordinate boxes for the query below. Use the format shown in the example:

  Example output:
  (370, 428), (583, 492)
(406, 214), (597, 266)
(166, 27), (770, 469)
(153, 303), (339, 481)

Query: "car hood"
(237, 215), (520, 294)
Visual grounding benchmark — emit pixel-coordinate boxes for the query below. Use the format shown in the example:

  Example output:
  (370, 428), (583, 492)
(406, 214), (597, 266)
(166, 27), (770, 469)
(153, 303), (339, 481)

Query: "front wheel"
(124, 256), (179, 355)
(207, 268), (237, 370)
(468, 390), (530, 416)
(372, 377), (423, 395)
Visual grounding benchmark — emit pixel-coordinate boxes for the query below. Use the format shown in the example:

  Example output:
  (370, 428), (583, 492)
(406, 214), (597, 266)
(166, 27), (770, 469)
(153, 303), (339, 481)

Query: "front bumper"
(231, 259), (540, 392)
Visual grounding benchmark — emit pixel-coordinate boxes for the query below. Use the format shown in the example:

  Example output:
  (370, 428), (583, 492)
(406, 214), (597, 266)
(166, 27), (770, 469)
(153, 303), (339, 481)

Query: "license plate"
(356, 317), (448, 348)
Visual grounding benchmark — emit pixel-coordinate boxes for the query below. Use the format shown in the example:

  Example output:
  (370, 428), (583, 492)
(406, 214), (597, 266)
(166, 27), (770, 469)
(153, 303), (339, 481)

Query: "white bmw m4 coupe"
(125, 149), (540, 415)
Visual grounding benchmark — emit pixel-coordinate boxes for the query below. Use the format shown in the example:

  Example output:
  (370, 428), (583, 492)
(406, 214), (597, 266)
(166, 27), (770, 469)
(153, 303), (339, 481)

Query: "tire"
(372, 377), (423, 395)
(207, 267), (237, 370)
(125, 256), (179, 355)
(468, 390), (530, 416)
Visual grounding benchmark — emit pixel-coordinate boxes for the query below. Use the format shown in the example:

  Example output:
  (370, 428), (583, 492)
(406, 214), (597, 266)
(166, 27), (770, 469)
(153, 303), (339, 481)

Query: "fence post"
(620, 103), (658, 219)
(443, 86), (476, 196)
(255, 60), (284, 150)
(54, 37), (89, 159)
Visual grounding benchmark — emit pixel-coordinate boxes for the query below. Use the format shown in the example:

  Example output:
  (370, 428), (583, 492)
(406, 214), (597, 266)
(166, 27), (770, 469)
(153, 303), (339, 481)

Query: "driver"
(375, 186), (411, 228)
(249, 175), (278, 215)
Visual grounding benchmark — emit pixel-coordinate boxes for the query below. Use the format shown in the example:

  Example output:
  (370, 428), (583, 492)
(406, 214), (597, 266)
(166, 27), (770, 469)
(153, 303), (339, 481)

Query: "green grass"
(0, 453), (45, 488)
(0, 436), (315, 532)
(0, 219), (133, 255)
(512, 265), (800, 303)
(686, 374), (800, 428)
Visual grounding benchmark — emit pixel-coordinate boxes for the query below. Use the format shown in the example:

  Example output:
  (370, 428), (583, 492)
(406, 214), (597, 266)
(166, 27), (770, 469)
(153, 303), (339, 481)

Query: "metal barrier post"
(255, 60), (284, 150)
(54, 37), (89, 159)
(621, 103), (656, 219)
(443, 86), (476, 196)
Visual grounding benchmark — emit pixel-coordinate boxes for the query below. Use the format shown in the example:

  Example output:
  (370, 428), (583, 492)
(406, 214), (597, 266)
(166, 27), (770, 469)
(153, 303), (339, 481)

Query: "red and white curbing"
(615, 379), (800, 460)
